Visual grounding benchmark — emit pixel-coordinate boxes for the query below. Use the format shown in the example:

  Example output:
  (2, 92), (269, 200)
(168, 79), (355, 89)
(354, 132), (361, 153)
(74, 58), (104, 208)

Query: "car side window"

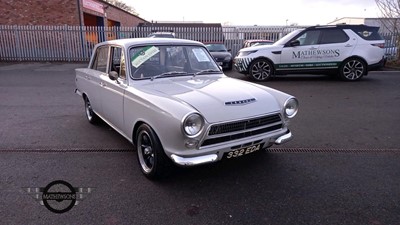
(110, 46), (126, 80)
(295, 30), (321, 46)
(319, 29), (349, 44)
(92, 46), (109, 73)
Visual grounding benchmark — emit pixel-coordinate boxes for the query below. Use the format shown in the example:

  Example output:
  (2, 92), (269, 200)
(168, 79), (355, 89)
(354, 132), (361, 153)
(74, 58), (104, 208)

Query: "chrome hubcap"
(137, 131), (154, 173)
(251, 61), (271, 80)
(343, 60), (364, 80)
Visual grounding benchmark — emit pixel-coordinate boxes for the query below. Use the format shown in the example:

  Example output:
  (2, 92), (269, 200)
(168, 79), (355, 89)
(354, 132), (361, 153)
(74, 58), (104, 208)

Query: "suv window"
(319, 29), (349, 44)
(92, 46), (109, 73)
(295, 30), (321, 46)
(351, 26), (383, 41)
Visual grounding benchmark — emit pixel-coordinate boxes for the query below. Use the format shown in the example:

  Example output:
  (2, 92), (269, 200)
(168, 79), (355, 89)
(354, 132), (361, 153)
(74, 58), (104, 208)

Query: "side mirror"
(290, 40), (300, 47)
(109, 71), (119, 82)
(227, 49), (231, 52)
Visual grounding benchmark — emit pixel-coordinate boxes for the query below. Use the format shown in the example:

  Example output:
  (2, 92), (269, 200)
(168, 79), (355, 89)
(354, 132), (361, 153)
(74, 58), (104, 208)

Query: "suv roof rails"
(304, 24), (373, 30)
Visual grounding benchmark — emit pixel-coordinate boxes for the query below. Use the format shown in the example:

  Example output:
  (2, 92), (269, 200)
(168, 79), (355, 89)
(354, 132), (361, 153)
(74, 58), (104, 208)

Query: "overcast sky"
(125, 0), (381, 26)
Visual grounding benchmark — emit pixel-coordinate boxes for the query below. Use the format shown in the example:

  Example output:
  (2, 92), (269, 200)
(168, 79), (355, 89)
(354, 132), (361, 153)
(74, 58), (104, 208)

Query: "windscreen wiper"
(151, 71), (189, 81)
(194, 69), (222, 76)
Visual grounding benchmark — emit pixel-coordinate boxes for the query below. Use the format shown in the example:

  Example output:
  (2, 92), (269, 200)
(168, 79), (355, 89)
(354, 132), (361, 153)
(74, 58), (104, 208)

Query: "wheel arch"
(132, 121), (146, 145)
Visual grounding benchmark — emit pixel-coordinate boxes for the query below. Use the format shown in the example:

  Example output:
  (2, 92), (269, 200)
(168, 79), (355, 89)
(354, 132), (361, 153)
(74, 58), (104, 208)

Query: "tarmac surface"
(0, 63), (399, 225)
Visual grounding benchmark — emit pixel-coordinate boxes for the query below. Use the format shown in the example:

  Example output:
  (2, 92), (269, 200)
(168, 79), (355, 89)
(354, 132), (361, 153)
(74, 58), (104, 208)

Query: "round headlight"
(183, 113), (204, 136)
(284, 98), (299, 118)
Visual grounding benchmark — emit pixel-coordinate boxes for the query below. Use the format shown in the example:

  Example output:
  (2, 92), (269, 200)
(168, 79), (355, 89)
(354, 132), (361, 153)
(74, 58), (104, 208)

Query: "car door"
(100, 46), (128, 132)
(317, 28), (356, 69)
(82, 45), (110, 117)
(278, 30), (321, 71)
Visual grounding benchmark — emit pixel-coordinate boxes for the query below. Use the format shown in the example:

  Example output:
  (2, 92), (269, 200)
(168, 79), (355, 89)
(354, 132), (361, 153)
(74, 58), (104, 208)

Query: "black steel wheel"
(136, 124), (173, 179)
(84, 96), (100, 124)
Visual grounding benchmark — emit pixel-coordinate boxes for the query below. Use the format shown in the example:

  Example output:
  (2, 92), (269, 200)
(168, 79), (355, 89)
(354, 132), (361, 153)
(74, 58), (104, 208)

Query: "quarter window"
(110, 47), (126, 80)
(92, 46), (109, 73)
(319, 29), (349, 44)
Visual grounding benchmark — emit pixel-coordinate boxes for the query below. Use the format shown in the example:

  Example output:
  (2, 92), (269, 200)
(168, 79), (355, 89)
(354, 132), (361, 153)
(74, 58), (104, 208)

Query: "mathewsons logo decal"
(292, 49), (340, 60)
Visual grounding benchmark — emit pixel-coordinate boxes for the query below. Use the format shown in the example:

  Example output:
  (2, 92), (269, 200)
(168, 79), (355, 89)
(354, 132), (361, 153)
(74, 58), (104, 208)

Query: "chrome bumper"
(274, 131), (293, 144)
(171, 131), (293, 166)
(171, 154), (218, 166)
(75, 88), (82, 96)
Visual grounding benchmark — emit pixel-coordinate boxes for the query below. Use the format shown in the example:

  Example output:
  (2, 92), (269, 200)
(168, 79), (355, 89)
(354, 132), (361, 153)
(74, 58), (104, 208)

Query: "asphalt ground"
(0, 63), (399, 225)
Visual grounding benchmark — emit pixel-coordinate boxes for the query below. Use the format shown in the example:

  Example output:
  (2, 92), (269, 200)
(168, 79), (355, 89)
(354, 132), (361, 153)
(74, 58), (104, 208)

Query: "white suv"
(234, 25), (385, 81)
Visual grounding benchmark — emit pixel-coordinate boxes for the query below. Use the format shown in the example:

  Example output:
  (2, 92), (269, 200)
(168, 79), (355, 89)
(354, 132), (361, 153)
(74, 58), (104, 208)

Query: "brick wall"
(0, 0), (146, 26)
(102, 4), (145, 27)
(0, 0), (79, 25)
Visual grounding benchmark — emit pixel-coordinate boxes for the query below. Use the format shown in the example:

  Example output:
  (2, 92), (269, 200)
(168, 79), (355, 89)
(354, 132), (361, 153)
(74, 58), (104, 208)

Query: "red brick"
(0, 0), (146, 26)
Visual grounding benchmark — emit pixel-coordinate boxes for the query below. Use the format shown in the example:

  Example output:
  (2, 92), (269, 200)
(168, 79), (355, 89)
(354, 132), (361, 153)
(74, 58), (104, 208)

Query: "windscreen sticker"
(192, 48), (210, 62)
(131, 46), (159, 68)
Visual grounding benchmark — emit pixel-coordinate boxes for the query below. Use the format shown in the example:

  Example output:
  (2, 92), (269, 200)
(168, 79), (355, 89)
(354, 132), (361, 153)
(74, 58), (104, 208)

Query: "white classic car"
(75, 38), (299, 179)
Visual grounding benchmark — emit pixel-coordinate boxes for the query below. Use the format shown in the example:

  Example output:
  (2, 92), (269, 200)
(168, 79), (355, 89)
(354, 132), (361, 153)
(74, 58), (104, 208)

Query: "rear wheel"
(339, 58), (366, 81)
(136, 124), (173, 179)
(249, 59), (273, 81)
(84, 96), (100, 124)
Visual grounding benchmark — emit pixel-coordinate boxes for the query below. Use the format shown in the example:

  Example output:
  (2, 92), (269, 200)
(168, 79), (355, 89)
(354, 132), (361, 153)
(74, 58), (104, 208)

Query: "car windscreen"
(129, 45), (221, 80)
(205, 44), (228, 52)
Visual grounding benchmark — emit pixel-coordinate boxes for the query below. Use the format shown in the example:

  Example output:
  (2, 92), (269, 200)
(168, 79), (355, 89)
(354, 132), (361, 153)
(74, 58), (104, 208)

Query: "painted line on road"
(0, 148), (134, 153)
(0, 148), (398, 153)
(267, 148), (400, 153)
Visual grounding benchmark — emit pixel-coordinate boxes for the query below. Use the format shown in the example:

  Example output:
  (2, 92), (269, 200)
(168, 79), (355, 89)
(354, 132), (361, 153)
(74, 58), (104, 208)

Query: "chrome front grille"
(208, 114), (281, 135)
(201, 114), (283, 147)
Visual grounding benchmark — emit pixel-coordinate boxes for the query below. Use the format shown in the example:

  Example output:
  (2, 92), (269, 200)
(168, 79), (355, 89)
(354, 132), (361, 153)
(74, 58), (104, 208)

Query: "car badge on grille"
(225, 98), (256, 106)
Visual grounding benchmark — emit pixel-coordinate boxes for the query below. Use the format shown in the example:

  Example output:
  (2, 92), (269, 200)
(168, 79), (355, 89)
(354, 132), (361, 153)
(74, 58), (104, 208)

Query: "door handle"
(309, 47), (318, 50)
(345, 44), (353, 47)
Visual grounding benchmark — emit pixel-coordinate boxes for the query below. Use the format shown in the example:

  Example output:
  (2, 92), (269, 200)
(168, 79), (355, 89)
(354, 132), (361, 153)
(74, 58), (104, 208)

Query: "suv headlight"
(224, 56), (232, 61)
(237, 50), (257, 57)
(182, 113), (204, 137)
(284, 98), (299, 118)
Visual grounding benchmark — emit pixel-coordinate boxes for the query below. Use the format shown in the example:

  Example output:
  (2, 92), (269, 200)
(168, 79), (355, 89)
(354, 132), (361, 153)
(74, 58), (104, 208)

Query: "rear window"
(351, 26), (383, 41)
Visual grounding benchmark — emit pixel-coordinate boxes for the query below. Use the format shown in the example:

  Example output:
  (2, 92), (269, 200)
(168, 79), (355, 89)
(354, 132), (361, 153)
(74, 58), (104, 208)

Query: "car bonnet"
(138, 76), (281, 123)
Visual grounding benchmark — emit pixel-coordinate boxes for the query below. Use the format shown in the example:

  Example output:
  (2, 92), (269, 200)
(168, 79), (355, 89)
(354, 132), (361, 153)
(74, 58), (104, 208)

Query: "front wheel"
(136, 124), (173, 179)
(249, 59), (273, 81)
(339, 58), (366, 81)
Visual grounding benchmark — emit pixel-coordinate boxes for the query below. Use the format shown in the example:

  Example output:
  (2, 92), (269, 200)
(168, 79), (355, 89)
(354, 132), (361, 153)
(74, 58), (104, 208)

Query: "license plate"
(225, 144), (262, 159)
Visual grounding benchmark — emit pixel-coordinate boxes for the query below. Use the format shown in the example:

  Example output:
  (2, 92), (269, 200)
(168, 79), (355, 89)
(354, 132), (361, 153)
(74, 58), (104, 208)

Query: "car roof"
(305, 24), (380, 30)
(95, 38), (204, 48)
(245, 39), (273, 42)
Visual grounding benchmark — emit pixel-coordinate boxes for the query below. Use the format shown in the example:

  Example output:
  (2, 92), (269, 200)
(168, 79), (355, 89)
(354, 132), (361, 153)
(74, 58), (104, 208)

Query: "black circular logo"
(42, 180), (76, 214)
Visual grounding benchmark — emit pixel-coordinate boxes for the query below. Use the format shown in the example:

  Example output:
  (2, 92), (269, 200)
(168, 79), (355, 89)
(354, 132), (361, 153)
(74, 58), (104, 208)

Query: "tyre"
(249, 59), (273, 81)
(84, 96), (100, 124)
(339, 58), (366, 81)
(136, 124), (173, 179)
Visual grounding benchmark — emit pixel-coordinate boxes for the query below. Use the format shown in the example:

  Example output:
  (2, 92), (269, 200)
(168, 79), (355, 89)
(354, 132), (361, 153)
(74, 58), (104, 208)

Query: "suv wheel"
(249, 59), (273, 81)
(339, 58), (366, 81)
